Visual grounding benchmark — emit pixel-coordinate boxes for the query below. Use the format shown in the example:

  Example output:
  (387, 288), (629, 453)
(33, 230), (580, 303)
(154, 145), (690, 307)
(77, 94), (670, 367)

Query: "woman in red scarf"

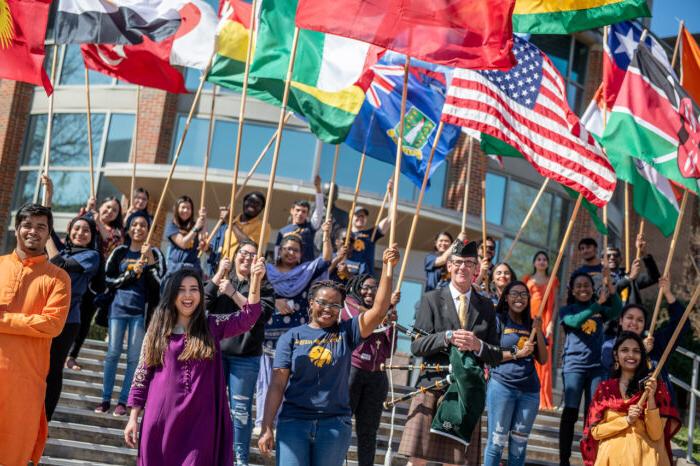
(580, 332), (680, 466)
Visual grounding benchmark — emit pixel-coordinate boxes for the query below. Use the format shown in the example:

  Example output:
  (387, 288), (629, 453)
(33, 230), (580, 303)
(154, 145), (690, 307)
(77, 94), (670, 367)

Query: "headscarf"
(580, 378), (680, 466)
(64, 215), (99, 254)
(265, 256), (328, 297)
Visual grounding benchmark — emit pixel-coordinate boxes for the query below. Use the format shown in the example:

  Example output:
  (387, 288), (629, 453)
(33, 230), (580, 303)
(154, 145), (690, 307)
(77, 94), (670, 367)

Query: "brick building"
(0, 29), (697, 375)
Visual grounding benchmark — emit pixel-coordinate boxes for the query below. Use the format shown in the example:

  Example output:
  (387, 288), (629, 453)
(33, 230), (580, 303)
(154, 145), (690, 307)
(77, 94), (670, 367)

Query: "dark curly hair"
(495, 280), (532, 328)
(345, 273), (373, 303)
(566, 271), (595, 305)
(308, 279), (347, 303)
(611, 331), (650, 398)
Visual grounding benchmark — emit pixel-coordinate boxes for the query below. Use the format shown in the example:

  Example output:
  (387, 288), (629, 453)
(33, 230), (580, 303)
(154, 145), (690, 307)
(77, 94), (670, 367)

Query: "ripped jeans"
(483, 378), (540, 466)
(223, 355), (261, 466)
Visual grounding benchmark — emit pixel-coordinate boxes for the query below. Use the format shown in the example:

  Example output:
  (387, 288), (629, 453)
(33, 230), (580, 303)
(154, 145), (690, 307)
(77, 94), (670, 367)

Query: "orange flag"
(681, 26), (700, 103)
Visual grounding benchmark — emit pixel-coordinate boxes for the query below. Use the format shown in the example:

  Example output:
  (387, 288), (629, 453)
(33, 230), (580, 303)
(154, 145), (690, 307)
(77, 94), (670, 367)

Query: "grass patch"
(674, 426), (700, 463)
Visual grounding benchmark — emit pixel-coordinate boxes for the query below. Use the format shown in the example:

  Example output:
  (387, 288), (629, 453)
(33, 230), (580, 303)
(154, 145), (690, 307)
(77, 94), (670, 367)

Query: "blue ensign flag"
(344, 56), (460, 188)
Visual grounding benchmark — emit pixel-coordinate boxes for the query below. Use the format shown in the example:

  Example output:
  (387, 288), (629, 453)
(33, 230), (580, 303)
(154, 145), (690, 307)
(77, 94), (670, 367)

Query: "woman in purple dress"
(123, 260), (265, 465)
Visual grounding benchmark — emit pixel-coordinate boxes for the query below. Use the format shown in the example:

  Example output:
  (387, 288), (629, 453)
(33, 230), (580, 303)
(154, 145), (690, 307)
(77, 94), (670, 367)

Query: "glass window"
(503, 179), (553, 246)
(185, 68), (214, 92)
(548, 195), (565, 250)
(96, 174), (123, 202)
(171, 115), (212, 168)
(49, 113), (106, 167)
(485, 172), (506, 225)
(59, 45), (113, 86)
(21, 115), (47, 166)
(103, 114), (136, 164)
(12, 171), (38, 209)
(47, 171), (91, 212)
(500, 238), (540, 279)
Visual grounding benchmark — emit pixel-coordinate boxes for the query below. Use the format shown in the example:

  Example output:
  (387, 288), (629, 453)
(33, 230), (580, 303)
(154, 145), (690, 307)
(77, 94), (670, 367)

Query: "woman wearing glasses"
(205, 240), (275, 466)
(258, 246), (399, 466)
(255, 221), (333, 430)
(483, 281), (548, 466)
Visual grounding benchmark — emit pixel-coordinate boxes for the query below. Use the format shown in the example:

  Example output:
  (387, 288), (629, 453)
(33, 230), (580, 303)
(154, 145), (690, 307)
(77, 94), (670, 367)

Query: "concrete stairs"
(40, 339), (584, 466)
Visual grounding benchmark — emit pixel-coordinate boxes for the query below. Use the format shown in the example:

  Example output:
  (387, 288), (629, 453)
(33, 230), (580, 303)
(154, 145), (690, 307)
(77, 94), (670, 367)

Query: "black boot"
(559, 407), (579, 466)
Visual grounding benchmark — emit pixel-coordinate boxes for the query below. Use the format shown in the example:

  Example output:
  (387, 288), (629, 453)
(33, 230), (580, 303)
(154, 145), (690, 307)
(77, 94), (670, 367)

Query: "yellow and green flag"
(208, 0), (374, 144)
(513, 0), (650, 34)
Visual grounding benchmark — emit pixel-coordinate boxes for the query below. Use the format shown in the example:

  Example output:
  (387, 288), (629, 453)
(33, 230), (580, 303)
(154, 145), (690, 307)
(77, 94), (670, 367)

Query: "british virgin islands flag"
(344, 55), (460, 188)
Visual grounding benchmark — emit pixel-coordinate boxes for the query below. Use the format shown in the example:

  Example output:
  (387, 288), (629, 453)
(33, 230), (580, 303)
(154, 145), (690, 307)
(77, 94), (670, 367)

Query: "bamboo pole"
(624, 181), (630, 271)
(84, 67), (95, 199)
(648, 189), (690, 337)
(129, 86), (141, 206)
(371, 191), (389, 242)
(480, 178), (488, 290)
(461, 137), (474, 234)
(251, 27), (301, 291)
(387, 58), (411, 277)
(395, 122), (444, 290)
(40, 44), (59, 205)
(345, 152), (367, 250)
(502, 178), (550, 263)
(142, 54), (214, 250)
(670, 20), (684, 71)
(638, 282), (700, 407)
(635, 219), (646, 261)
(324, 145), (340, 242)
(529, 194), (584, 340)
(222, 0), (258, 261)
(200, 86), (218, 211)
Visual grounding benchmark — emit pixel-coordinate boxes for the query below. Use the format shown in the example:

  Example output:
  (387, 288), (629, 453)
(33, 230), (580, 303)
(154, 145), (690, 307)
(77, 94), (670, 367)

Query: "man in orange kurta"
(0, 204), (70, 466)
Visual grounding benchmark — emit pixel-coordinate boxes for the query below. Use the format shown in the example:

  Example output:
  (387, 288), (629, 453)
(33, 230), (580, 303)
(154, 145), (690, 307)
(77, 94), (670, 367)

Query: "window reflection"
(49, 113), (106, 167)
(21, 115), (47, 166)
(12, 171), (38, 209)
(485, 172), (506, 225)
(46, 171), (91, 212)
(503, 179), (553, 245)
(103, 114), (136, 164)
(59, 45), (113, 86)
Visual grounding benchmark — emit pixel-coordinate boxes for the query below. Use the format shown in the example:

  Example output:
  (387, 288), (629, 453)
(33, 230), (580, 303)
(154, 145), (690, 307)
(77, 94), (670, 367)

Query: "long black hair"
(566, 271), (595, 305)
(532, 250), (550, 276)
(98, 196), (124, 230)
(433, 231), (453, 252)
(173, 195), (196, 230)
(346, 273), (373, 304)
(64, 215), (99, 253)
(611, 331), (650, 398)
(495, 280), (532, 328)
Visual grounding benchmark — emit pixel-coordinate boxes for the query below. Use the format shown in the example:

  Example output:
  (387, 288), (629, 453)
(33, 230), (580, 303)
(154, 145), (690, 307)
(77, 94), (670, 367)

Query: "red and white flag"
(442, 36), (616, 206)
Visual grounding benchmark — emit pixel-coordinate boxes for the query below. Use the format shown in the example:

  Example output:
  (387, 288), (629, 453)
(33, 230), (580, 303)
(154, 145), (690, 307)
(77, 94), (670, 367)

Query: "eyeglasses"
(281, 246), (301, 254)
(606, 253), (620, 259)
(313, 299), (342, 311)
(238, 250), (256, 259)
(361, 285), (378, 292)
(450, 259), (478, 269)
(507, 291), (529, 299)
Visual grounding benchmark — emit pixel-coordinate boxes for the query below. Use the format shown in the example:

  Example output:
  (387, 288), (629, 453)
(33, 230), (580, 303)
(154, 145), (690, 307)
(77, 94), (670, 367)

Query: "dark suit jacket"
(411, 285), (502, 386)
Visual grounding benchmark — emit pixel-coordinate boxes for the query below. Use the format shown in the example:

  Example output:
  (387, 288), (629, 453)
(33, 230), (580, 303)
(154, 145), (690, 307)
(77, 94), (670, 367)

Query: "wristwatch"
(445, 330), (454, 345)
(509, 345), (518, 360)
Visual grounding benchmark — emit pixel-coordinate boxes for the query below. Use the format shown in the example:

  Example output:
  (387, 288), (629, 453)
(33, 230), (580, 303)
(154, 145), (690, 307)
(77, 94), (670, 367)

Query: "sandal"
(65, 357), (82, 371)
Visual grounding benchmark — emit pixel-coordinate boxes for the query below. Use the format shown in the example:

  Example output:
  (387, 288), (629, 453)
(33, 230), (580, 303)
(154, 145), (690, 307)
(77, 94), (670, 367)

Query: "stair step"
(39, 456), (120, 466)
(43, 438), (136, 465)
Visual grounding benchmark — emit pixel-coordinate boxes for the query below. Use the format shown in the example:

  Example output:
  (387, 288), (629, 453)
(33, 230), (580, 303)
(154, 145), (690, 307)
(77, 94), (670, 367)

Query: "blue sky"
(651, 0), (700, 37)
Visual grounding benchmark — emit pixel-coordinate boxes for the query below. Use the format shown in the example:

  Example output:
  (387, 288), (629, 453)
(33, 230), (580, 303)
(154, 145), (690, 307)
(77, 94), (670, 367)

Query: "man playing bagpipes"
(397, 240), (502, 465)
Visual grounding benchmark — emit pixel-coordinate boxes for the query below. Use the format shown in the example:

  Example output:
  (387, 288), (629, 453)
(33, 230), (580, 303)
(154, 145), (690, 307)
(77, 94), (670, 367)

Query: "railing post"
(688, 357), (699, 463)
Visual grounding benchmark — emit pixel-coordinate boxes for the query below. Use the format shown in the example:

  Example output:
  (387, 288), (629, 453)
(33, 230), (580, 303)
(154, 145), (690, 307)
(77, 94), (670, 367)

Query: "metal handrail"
(668, 345), (699, 463)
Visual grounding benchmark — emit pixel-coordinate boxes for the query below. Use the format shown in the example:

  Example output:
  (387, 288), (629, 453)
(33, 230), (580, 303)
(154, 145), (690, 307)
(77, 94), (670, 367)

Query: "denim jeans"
(483, 378), (540, 466)
(102, 316), (145, 405)
(276, 415), (353, 466)
(223, 355), (261, 466)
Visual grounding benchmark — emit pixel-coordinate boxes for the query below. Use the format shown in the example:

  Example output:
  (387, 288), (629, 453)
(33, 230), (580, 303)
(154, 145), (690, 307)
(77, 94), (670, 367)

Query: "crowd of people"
(0, 172), (691, 466)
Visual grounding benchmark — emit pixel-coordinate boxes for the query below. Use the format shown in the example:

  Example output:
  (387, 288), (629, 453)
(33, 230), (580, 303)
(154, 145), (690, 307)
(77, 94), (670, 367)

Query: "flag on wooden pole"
(442, 36), (616, 207)
(681, 25), (700, 108)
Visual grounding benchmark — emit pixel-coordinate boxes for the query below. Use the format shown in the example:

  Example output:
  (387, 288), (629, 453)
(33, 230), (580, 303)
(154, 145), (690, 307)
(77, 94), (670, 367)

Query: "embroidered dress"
(127, 303), (261, 466)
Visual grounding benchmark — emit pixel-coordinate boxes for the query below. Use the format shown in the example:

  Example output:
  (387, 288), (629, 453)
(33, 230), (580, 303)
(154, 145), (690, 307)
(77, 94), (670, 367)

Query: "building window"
(485, 170), (570, 274)
(12, 113), (135, 213)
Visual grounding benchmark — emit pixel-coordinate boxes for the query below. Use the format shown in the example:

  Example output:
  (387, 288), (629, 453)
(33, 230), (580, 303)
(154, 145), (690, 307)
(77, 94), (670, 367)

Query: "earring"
(614, 361), (619, 370)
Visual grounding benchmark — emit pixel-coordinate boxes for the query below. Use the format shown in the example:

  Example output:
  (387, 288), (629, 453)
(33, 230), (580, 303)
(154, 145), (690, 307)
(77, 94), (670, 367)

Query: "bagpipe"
(382, 322), (487, 447)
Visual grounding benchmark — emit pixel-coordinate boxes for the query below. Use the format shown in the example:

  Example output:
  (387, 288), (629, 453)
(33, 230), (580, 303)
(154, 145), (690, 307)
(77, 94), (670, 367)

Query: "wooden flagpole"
(529, 194), (584, 340)
(129, 86), (141, 206)
(84, 67), (96, 199)
(251, 27), (302, 291)
(480, 177), (488, 290)
(371, 191), (389, 242)
(324, 145), (340, 242)
(387, 57), (411, 277)
(635, 219), (645, 260)
(40, 44), (59, 205)
(624, 182), (630, 271)
(648, 189), (690, 337)
(461, 136), (474, 234)
(395, 122), (444, 290)
(638, 282), (700, 407)
(142, 54), (214, 250)
(345, 152), (367, 249)
(222, 0), (259, 261)
(200, 86), (218, 211)
(502, 178), (550, 263)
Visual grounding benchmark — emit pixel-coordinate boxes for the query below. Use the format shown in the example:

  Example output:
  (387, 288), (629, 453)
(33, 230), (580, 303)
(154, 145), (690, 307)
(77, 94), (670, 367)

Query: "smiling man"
(0, 203), (71, 465)
(275, 199), (323, 263)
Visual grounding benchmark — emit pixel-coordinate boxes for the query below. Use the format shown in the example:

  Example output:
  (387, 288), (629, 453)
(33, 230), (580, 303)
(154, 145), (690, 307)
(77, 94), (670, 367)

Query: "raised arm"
(310, 175), (324, 230)
(321, 220), (333, 262)
(358, 245), (399, 338)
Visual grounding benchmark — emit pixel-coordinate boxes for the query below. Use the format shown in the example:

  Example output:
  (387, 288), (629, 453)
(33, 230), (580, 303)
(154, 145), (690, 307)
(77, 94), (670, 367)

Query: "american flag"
(441, 37), (616, 207)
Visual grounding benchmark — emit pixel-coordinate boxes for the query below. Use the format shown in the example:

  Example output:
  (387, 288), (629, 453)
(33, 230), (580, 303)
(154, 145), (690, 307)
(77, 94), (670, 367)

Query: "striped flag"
(441, 36), (616, 207)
